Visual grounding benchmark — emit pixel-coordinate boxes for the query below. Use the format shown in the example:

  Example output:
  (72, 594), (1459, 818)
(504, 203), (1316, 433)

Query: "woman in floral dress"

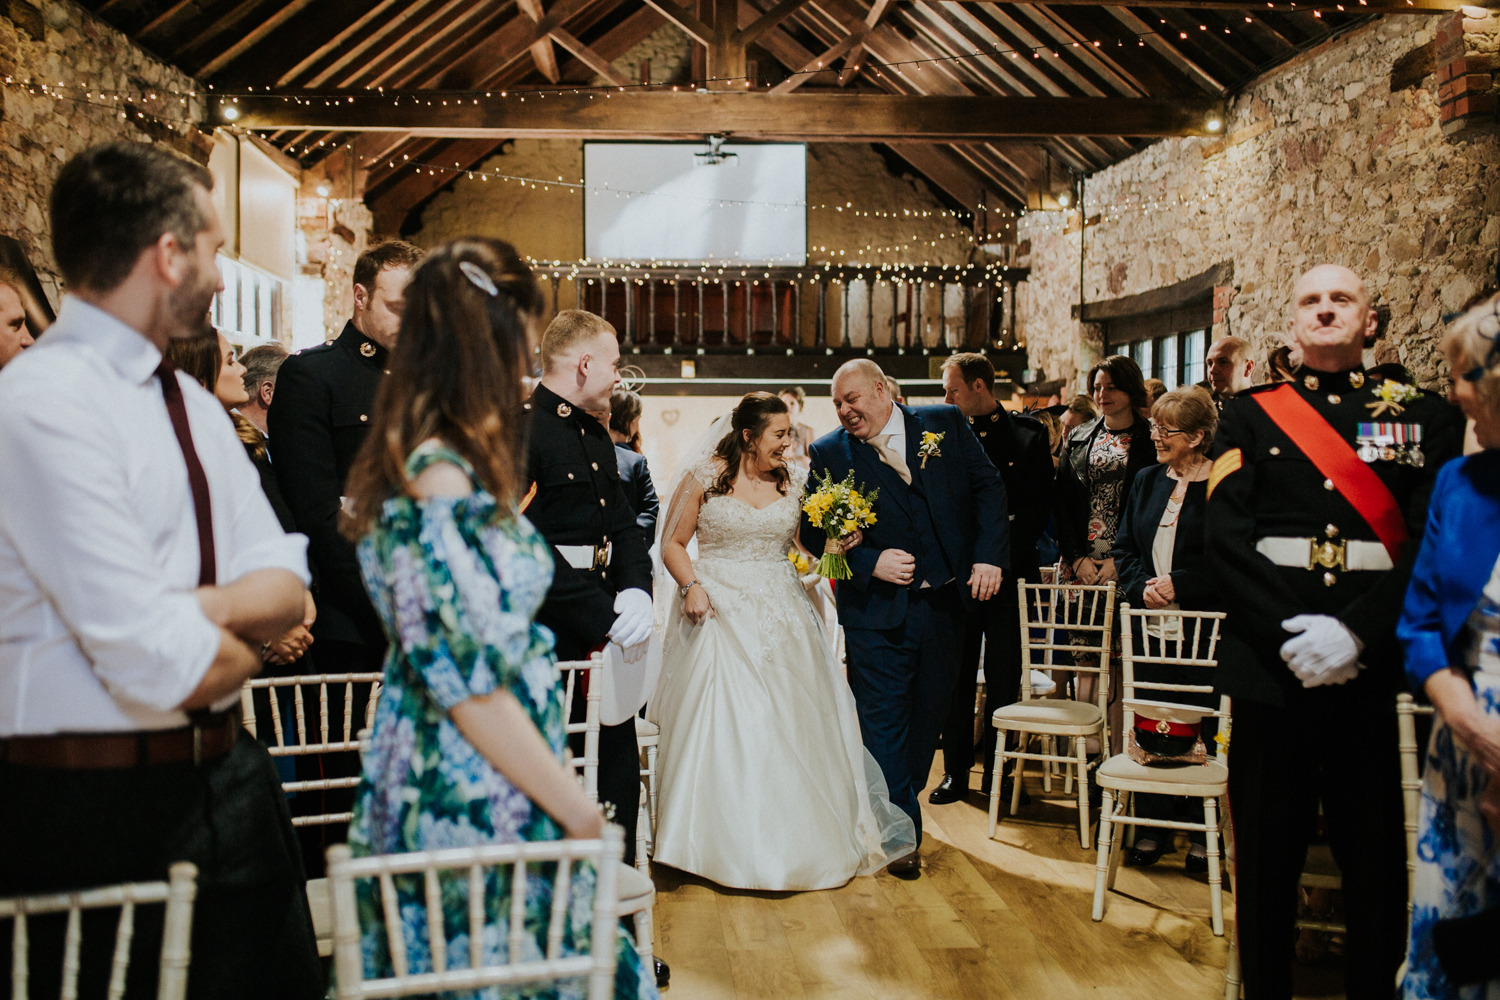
(340, 238), (658, 1000)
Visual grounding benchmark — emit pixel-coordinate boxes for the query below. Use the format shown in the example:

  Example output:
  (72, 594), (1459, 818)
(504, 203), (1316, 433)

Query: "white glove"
(1280, 615), (1363, 688)
(608, 588), (653, 663)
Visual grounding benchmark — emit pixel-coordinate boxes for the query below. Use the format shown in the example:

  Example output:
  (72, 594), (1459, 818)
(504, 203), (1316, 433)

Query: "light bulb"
(222, 105), (239, 120)
(1207, 118), (1223, 132)
(1057, 191), (1071, 207)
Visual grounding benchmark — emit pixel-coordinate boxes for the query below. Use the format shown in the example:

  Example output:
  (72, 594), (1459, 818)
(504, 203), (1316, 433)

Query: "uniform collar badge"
(557, 402), (573, 418)
(359, 341), (377, 358)
(1303, 374), (1319, 391)
(1349, 371), (1366, 389)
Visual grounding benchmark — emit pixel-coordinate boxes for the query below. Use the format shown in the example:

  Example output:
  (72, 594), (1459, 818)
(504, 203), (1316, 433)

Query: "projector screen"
(584, 143), (806, 265)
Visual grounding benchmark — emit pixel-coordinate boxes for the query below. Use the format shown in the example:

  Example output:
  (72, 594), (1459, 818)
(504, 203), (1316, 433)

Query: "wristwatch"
(679, 580), (701, 598)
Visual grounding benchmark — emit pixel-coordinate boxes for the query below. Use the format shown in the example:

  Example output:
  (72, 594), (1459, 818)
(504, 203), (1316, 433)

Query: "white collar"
(45, 296), (164, 386)
(878, 404), (905, 439)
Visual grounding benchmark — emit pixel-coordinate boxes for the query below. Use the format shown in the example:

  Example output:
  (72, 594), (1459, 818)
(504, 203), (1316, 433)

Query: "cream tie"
(869, 434), (912, 485)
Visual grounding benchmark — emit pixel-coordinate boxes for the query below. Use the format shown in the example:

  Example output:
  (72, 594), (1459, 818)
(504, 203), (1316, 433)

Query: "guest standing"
(237, 342), (288, 439)
(1111, 387), (1220, 870)
(0, 266), (35, 368)
(1206, 264), (1464, 999)
(1204, 335), (1256, 407)
(780, 385), (817, 472)
(0, 142), (319, 998)
(610, 387), (659, 538)
(340, 238), (657, 999)
(1398, 292), (1500, 998)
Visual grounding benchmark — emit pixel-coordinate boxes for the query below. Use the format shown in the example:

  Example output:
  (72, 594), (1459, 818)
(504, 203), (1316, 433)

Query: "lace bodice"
(693, 461), (807, 563)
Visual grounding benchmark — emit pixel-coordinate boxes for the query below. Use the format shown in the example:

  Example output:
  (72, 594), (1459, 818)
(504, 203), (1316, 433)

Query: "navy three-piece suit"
(800, 403), (1009, 842)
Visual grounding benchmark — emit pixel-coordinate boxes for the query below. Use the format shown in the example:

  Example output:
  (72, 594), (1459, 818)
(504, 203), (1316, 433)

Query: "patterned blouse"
(1084, 426), (1136, 560)
(346, 440), (655, 999)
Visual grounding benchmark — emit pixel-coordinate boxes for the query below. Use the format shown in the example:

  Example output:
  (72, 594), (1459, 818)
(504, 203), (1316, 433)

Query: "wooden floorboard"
(648, 759), (1347, 999)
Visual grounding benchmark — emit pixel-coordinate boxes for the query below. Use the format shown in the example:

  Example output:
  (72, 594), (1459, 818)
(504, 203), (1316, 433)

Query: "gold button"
(1269, 446), (1281, 455)
(600, 498), (606, 507)
(1324, 571), (1337, 587)
(592, 463), (599, 471)
(359, 414), (368, 422)
(567, 473), (575, 480)
(1326, 524), (1339, 538)
(979, 432), (987, 437)
(1323, 478), (1335, 490)
(1328, 394), (1341, 405)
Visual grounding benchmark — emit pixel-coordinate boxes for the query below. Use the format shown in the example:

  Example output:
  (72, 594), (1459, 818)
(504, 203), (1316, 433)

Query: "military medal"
(359, 341), (376, 358)
(557, 402), (572, 417)
(1356, 422), (1424, 466)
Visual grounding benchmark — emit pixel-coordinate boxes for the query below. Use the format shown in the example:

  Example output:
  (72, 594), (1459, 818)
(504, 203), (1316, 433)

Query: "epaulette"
(297, 341), (337, 356)
(1235, 382), (1282, 396)
(1010, 410), (1044, 427)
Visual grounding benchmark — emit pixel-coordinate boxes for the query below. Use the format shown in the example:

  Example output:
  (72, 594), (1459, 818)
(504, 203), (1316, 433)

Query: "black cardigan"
(1111, 464), (1216, 612)
(1054, 414), (1159, 565)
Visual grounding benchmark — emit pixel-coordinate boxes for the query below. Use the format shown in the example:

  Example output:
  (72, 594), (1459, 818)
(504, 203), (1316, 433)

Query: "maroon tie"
(157, 361), (217, 586)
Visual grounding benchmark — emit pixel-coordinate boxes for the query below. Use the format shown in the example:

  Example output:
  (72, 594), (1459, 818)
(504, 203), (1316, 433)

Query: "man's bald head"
(1289, 264), (1376, 370)
(830, 359), (893, 440)
(1205, 336), (1254, 396)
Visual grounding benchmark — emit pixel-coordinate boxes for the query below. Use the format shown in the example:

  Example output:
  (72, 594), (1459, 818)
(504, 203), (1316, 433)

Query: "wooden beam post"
(517, 0), (563, 83)
(838, 0), (888, 86)
(708, 0), (748, 89)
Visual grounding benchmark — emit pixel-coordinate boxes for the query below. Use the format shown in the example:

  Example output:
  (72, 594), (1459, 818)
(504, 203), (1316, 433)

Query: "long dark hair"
(705, 391), (791, 498)
(342, 237), (542, 538)
(163, 326), (221, 391)
(1086, 354), (1150, 417)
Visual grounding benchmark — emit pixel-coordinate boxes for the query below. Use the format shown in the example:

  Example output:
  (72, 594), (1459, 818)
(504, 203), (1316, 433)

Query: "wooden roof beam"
(549, 26), (630, 85)
(1010, 0), (1472, 10)
(768, 28), (866, 92)
(1105, 7), (1225, 94)
(517, 0), (563, 82)
(838, 0), (889, 85)
(438, 0), (608, 87)
(639, 0), (714, 45)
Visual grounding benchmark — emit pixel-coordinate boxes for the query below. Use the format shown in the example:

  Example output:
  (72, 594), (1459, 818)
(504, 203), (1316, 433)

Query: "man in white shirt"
(0, 143), (321, 998)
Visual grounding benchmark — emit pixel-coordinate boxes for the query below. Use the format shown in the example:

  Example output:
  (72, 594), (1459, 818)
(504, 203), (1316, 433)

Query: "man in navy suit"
(800, 359), (1009, 877)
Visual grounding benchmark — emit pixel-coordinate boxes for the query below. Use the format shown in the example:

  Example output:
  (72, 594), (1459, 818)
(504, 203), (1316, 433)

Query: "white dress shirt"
(875, 404), (906, 458)
(0, 298), (310, 735)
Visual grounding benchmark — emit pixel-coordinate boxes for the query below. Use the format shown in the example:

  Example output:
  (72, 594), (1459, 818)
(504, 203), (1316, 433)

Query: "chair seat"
(635, 717), (659, 746)
(306, 877), (333, 958)
(1096, 753), (1228, 796)
(1301, 842), (1342, 890)
(616, 861), (655, 915)
(991, 700), (1104, 735)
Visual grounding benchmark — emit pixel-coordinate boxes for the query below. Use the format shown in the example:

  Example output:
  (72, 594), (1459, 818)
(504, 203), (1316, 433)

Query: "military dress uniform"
(266, 321), (388, 872)
(523, 383), (653, 862)
(1204, 365), (1464, 1000)
(935, 407), (1055, 799)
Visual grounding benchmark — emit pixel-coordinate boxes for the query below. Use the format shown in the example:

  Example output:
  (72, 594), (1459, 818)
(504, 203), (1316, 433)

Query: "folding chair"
(559, 654), (656, 967)
(241, 671), (383, 957)
(0, 862), (198, 1000)
(989, 580), (1117, 848)
(326, 829), (624, 999)
(1092, 605), (1231, 936)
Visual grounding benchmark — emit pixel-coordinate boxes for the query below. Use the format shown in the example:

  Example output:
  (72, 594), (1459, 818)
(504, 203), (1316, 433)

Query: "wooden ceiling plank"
(558, 6), (666, 82)
(736, 0), (809, 46)
(229, 90), (1225, 138)
(1018, 0), (1461, 10)
(138, 0), (198, 40)
(549, 26), (631, 84)
(911, 2), (1065, 96)
(890, 142), (1025, 209)
(966, 3), (1106, 95)
(392, 3), (517, 88)
(639, 0), (713, 45)
(1150, 7), (1262, 78)
(802, 0), (971, 96)
(1027, 5), (1195, 96)
(1010, 3), (1146, 95)
(306, 0), (454, 86)
(767, 29), (865, 92)
(340, 0), (484, 89)
(168, 0), (281, 63)
(370, 137), (511, 233)
(197, 0), (320, 77)
(439, 0), (607, 87)
(263, 0), (401, 87)
(899, 4), (1040, 96)
(1104, 6), (1225, 95)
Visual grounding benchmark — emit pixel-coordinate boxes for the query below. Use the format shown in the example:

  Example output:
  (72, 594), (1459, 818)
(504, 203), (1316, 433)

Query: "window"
(214, 255), (283, 345)
(1119, 329), (1206, 391)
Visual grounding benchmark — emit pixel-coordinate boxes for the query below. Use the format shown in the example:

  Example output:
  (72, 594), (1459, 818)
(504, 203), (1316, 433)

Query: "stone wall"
(1016, 16), (1500, 392)
(0, 1), (209, 306)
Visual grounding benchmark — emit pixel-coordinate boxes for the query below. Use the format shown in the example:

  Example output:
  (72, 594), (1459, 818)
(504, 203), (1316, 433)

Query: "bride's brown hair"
(705, 391), (791, 498)
(341, 238), (542, 538)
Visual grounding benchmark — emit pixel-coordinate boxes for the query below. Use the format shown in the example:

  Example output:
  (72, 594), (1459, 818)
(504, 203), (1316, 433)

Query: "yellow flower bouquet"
(802, 469), (878, 580)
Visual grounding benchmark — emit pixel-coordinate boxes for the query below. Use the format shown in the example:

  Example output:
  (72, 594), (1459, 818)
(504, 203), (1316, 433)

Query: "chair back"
(325, 828), (624, 1000)
(1397, 692), (1435, 914)
(558, 653), (604, 802)
(1016, 580), (1118, 707)
(241, 672), (383, 828)
(0, 862), (198, 1000)
(1118, 604), (1232, 740)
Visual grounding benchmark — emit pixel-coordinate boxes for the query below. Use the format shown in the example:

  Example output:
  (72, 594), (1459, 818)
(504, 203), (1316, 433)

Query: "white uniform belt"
(1255, 536), (1393, 572)
(556, 543), (612, 571)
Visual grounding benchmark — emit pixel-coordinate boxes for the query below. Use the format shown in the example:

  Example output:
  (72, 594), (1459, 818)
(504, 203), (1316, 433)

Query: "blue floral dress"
(347, 441), (656, 1000)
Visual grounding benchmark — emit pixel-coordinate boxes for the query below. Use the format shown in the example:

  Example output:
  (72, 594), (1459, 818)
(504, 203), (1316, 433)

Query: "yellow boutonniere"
(918, 430), (944, 469)
(1366, 379), (1421, 419)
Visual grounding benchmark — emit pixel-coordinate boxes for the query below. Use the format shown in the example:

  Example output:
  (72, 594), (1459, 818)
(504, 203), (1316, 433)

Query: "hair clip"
(459, 260), (498, 297)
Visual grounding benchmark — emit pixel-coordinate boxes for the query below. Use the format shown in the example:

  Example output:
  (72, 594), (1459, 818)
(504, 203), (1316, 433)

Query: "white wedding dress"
(647, 459), (916, 891)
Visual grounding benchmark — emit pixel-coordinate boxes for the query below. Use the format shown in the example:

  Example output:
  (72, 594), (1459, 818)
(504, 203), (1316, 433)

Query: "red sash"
(1252, 384), (1409, 561)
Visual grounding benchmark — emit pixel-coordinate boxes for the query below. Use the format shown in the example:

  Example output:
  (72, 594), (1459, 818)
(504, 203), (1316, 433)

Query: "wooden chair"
(241, 671), (383, 958)
(559, 654), (656, 968)
(1092, 605), (1232, 936)
(0, 862), (198, 1000)
(636, 715), (659, 877)
(1398, 692), (1435, 914)
(989, 580), (1117, 848)
(325, 829), (624, 999)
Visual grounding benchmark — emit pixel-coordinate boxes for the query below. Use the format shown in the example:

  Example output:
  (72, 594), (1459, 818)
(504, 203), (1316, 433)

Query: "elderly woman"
(1399, 292), (1500, 998)
(1112, 386), (1220, 870)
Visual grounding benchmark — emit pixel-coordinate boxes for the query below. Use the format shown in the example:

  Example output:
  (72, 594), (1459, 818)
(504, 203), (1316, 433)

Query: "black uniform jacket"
(1055, 414), (1159, 566)
(524, 384), (653, 657)
(267, 321), (386, 647)
(968, 407), (1054, 582)
(615, 444), (659, 539)
(1204, 365), (1464, 705)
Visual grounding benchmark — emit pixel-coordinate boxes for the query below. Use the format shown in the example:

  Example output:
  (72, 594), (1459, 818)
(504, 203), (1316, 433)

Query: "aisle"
(649, 760), (1346, 999)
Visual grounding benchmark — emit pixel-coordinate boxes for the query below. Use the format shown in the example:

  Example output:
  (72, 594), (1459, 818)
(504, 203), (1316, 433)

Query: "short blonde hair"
(1151, 386), (1217, 454)
(1445, 292), (1500, 409)
(539, 309), (616, 370)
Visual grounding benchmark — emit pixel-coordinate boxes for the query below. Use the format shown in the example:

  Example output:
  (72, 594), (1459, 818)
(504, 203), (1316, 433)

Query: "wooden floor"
(648, 760), (1348, 1000)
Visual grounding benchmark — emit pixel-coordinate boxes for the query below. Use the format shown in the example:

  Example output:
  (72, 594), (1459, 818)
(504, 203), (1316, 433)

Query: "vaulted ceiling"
(82, 0), (1417, 235)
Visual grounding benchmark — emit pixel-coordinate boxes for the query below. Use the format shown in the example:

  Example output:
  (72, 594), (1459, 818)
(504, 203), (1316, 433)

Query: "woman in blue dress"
(1398, 291), (1500, 999)
(340, 238), (657, 999)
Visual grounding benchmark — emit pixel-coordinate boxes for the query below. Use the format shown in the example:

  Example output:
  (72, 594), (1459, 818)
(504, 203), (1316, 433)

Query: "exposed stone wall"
(1017, 16), (1500, 392)
(0, 0), (208, 305)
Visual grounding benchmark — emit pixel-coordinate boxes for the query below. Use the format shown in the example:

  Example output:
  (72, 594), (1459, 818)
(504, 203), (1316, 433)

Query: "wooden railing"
(533, 263), (1028, 355)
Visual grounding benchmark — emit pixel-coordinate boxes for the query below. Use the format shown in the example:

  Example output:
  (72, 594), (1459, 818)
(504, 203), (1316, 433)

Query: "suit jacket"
(1111, 465), (1215, 612)
(1054, 414), (1158, 565)
(799, 404), (1008, 631)
(615, 444), (659, 539)
(968, 407), (1054, 582)
(266, 321), (386, 647)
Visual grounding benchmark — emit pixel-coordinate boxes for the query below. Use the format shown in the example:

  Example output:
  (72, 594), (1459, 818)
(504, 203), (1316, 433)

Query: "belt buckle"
(1308, 538), (1346, 573)
(592, 544), (609, 571)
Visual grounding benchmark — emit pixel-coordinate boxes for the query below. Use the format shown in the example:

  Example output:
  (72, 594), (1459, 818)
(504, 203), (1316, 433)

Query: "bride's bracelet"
(678, 580), (702, 599)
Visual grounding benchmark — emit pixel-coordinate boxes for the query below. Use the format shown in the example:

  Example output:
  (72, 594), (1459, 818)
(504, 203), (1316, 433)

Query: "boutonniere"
(1366, 380), (1421, 419)
(918, 430), (945, 469)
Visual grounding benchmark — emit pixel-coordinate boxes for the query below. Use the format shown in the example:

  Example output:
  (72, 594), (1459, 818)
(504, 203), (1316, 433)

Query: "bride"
(647, 392), (915, 891)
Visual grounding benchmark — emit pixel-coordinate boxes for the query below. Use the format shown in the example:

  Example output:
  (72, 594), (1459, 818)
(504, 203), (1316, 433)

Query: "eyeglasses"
(1461, 300), (1500, 383)
(1149, 422), (1185, 439)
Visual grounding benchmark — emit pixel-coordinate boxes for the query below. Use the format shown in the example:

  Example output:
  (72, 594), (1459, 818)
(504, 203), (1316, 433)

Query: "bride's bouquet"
(802, 469), (878, 580)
